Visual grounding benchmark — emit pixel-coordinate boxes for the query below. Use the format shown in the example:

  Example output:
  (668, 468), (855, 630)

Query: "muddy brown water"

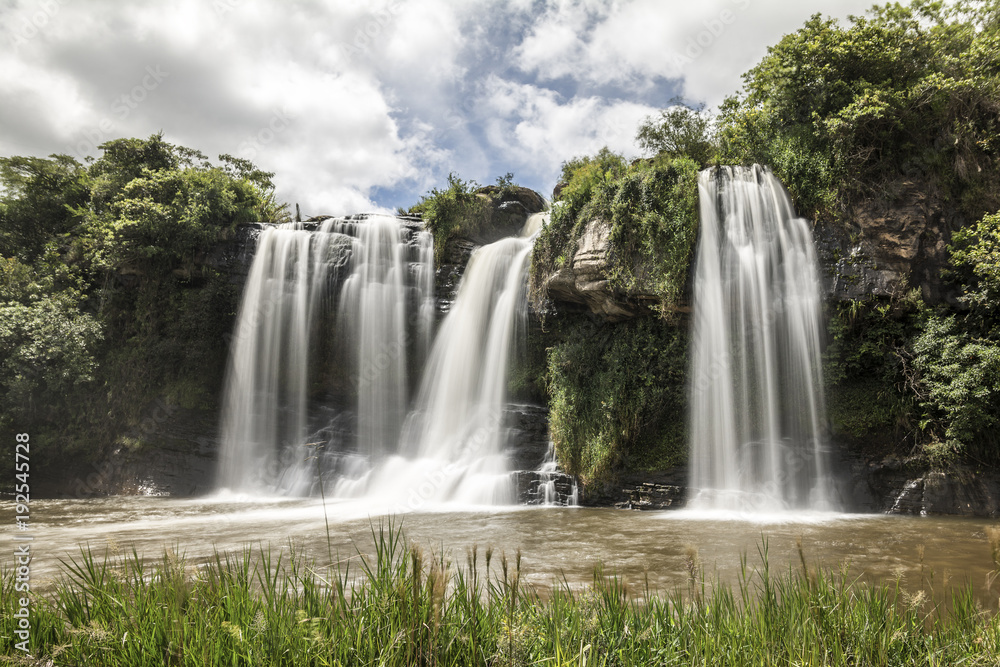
(10, 497), (1000, 607)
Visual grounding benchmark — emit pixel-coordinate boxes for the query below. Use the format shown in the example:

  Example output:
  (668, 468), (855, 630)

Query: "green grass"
(3, 523), (1000, 666)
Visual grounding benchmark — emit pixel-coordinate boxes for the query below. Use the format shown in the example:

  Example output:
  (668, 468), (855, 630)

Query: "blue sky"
(2, 0), (879, 216)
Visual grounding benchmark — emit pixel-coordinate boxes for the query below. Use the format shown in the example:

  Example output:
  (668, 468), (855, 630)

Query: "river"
(17, 497), (999, 607)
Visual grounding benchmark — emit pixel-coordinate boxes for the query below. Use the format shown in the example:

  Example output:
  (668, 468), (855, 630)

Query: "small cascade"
(889, 479), (926, 515)
(688, 165), (834, 512)
(215, 215), (431, 494)
(536, 443), (579, 506)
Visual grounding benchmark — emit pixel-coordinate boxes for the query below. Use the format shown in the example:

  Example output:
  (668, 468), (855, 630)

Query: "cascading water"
(335, 214), (546, 506)
(216, 211), (546, 507)
(215, 215), (433, 494)
(688, 165), (834, 512)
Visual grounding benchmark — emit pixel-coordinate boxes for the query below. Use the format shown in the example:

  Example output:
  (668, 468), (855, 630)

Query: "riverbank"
(3, 521), (999, 666)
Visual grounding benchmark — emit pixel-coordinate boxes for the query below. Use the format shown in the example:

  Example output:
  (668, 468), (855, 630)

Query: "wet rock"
(613, 482), (685, 510)
(504, 404), (551, 471)
(513, 470), (578, 505)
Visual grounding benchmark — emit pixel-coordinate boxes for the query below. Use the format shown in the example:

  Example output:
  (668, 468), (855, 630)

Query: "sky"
(2, 0), (883, 216)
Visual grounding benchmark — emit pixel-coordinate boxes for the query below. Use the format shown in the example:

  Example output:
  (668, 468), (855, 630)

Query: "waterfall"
(335, 217), (410, 459)
(688, 166), (834, 512)
(216, 211), (544, 506)
(215, 215), (432, 494)
(335, 213), (546, 507)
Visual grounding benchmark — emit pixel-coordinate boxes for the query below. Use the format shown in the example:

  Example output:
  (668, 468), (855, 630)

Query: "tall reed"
(2, 521), (999, 666)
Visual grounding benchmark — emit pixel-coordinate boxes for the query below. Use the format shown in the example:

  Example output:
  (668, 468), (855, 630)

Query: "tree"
(635, 104), (716, 167)
(0, 154), (89, 260)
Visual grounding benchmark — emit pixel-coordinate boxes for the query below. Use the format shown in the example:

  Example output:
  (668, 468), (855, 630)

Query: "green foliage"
(719, 3), (1000, 222)
(0, 293), (102, 426)
(81, 135), (284, 274)
(531, 150), (699, 316)
(532, 149), (628, 284)
(950, 211), (1000, 319)
(636, 103), (717, 167)
(602, 157), (700, 314)
(823, 295), (922, 448)
(910, 209), (1000, 463)
(913, 314), (1000, 462)
(0, 133), (276, 460)
(0, 154), (89, 261)
(409, 172), (490, 262)
(547, 316), (688, 483)
(5, 529), (1000, 665)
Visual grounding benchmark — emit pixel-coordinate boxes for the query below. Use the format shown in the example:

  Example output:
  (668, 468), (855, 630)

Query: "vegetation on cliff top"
(718, 0), (1000, 222)
(530, 147), (702, 318)
(0, 134), (287, 464)
(408, 172), (535, 263)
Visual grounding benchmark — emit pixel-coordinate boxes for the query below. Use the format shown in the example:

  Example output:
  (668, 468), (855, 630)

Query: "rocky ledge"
(540, 219), (665, 320)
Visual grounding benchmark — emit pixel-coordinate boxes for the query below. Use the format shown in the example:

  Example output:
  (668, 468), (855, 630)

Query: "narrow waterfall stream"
(688, 166), (834, 512)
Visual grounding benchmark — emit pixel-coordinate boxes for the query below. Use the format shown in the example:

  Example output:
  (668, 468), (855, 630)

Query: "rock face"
(34, 405), (219, 498)
(436, 186), (547, 311)
(579, 470), (688, 510)
(540, 219), (661, 320)
(833, 451), (1000, 517)
(814, 179), (964, 304)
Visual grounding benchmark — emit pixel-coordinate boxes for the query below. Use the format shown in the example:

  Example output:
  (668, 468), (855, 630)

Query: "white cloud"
(0, 0), (451, 215)
(476, 76), (658, 191)
(0, 0), (903, 211)
(514, 0), (886, 106)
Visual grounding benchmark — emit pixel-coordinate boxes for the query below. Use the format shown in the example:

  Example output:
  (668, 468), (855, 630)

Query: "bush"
(530, 151), (699, 316)
(409, 172), (492, 262)
(913, 314), (1000, 463)
(547, 316), (688, 483)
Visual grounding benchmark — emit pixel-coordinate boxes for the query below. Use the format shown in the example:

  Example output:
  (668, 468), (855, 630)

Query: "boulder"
(539, 219), (662, 320)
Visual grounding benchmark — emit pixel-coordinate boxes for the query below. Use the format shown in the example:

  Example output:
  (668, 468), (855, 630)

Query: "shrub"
(547, 316), (688, 483)
(530, 151), (699, 316)
(409, 172), (491, 262)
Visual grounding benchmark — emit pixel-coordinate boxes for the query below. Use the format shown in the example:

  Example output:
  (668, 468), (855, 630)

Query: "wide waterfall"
(216, 212), (544, 506)
(688, 165), (834, 512)
(215, 215), (434, 494)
